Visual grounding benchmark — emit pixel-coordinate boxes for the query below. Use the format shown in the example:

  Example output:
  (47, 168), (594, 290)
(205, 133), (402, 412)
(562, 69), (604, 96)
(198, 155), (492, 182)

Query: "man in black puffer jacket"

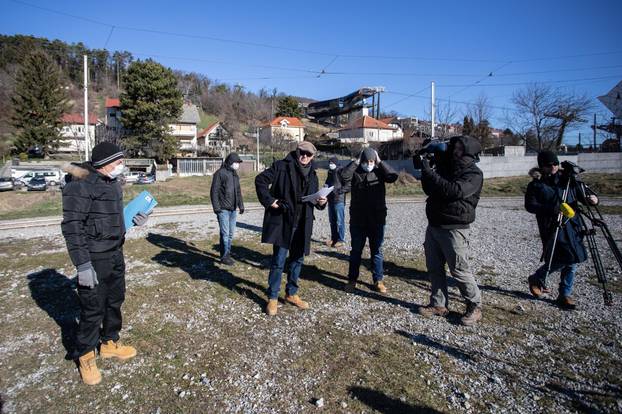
(210, 152), (245, 265)
(61, 142), (149, 385)
(418, 135), (483, 326)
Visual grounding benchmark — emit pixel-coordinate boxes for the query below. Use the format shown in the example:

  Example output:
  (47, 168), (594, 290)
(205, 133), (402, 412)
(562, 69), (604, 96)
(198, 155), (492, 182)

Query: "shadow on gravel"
(147, 233), (267, 309)
(348, 386), (443, 414)
(544, 381), (621, 413)
(236, 221), (263, 233)
(395, 330), (473, 362)
(27, 269), (79, 360)
(300, 261), (420, 312)
(480, 284), (538, 301)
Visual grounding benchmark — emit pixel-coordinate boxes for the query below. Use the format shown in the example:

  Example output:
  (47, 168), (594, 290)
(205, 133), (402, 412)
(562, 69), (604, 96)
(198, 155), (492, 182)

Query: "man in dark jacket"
(417, 136), (483, 326)
(525, 151), (598, 309)
(210, 153), (245, 265)
(340, 147), (398, 294)
(324, 156), (350, 248)
(61, 142), (149, 385)
(255, 141), (327, 316)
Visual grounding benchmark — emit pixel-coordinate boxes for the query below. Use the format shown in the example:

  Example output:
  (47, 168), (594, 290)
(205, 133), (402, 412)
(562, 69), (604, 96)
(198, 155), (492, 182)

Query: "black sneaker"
(221, 255), (234, 266)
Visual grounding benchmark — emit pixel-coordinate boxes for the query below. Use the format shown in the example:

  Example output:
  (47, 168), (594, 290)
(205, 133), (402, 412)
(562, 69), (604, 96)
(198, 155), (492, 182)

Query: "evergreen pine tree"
(120, 59), (183, 161)
(10, 50), (68, 156)
(275, 96), (302, 118)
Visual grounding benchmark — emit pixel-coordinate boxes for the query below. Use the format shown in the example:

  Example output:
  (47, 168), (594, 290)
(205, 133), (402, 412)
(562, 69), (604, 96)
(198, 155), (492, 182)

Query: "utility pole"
(593, 113), (597, 151)
(256, 126), (260, 172)
(578, 132), (581, 150)
(116, 60), (120, 90)
(83, 55), (90, 161)
(376, 92), (381, 119)
(431, 81), (436, 139)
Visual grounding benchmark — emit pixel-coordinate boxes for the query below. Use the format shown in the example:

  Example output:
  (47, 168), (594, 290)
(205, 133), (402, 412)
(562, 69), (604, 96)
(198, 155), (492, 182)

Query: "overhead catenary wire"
(9, 0), (622, 65)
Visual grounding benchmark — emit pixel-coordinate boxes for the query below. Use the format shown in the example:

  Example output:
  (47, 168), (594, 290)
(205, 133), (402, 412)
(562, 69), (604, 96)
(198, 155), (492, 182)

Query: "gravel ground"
(0, 197), (621, 413)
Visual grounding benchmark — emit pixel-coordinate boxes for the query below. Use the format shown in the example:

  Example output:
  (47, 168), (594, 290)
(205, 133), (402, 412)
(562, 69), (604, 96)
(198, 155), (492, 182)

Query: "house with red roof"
(338, 116), (402, 143)
(197, 121), (232, 155)
(260, 117), (305, 143)
(58, 113), (100, 153)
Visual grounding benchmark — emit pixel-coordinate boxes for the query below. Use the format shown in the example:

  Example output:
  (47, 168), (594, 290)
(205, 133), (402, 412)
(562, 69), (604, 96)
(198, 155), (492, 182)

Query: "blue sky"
(2, 0), (621, 144)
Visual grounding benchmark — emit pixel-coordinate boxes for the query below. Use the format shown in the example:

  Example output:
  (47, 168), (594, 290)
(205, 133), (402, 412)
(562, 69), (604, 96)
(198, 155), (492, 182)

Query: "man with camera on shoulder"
(525, 151), (598, 310)
(415, 136), (484, 326)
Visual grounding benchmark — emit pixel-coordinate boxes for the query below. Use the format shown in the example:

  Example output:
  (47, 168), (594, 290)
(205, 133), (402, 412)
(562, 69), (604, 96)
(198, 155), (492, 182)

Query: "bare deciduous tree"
(511, 83), (592, 151)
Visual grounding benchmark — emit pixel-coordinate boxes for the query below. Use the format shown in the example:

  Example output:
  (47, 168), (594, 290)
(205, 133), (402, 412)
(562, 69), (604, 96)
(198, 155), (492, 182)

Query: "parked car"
(16, 169), (62, 186)
(26, 176), (47, 191)
(123, 171), (141, 184)
(0, 177), (13, 191)
(135, 173), (155, 185)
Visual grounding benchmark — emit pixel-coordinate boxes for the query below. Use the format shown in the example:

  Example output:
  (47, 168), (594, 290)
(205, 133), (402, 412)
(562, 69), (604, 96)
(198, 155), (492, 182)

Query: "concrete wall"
(315, 153), (622, 179)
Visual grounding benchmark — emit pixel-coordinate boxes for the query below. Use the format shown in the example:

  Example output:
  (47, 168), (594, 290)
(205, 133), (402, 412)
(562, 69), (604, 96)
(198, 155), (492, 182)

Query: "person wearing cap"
(324, 156), (350, 248)
(60, 142), (149, 385)
(417, 136), (484, 326)
(210, 152), (245, 265)
(339, 147), (398, 294)
(255, 141), (327, 315)
(525, 150), (598, 309)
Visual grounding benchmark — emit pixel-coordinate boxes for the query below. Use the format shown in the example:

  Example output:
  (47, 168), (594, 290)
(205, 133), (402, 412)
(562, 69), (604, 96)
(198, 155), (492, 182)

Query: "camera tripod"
(545, 161), (621, 306)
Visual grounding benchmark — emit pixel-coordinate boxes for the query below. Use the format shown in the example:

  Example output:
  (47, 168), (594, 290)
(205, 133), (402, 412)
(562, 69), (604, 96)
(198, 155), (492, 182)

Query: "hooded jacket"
(60, 162), (125, 267)
(524, 168), (588, 264)
(421, 136), (483, 228)
(325, 158), (350, 204)
(255, 151), (324, 255)
(339, 153), (398, 226)
(210, 153), (244, 213)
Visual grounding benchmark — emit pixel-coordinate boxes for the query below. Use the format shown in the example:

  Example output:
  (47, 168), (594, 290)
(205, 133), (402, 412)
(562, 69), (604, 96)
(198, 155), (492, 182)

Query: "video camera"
(412, 139), (449, 170)
(560, 160), (585, 176)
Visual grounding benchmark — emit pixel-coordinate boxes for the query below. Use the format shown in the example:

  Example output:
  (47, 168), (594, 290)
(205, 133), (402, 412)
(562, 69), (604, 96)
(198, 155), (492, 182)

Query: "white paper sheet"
(301, 186), (334, 204)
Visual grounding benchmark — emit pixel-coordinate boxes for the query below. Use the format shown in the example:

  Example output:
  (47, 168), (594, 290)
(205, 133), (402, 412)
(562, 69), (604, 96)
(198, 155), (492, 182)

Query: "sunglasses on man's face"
(545, 163), (559, 167)
(299, 151), (314, 158)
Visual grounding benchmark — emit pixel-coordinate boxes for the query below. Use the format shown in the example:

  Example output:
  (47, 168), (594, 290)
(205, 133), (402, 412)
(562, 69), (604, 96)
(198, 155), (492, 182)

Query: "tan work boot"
(460, 304), (482, 326)
(333, 241), (345, 249)
(373, 281), (387, 293)
(78, 350), (102, 385)
(556, 296), (576, 310)
(266, 299), (278, 316)
(285, 294), (310, 310)
(100, 340), (137, 360)
(344, 280), (357, 293)
(418, 305), (449, 318)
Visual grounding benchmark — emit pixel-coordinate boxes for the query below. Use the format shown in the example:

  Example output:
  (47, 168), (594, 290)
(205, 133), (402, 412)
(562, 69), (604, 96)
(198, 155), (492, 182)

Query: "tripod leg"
(584, 230), (614, 306)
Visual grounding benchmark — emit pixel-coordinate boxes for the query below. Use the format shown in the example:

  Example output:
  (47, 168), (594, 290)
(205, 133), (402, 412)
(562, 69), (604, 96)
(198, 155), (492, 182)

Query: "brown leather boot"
(460, 304), (482, 326)
(528, 276), (543, 298)
(373, 281), (387, 293)
(78, 350), (102, 385)
(285, 294), (309, 310)
(100, 340), (137, 360)
(418, 305), (449, 318)
(266, 299), (278, 316)
(556, 296), (576, 310)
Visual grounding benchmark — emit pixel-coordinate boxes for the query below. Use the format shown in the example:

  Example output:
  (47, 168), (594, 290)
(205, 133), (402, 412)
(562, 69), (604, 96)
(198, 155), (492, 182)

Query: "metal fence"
(175, 158), (223, 176)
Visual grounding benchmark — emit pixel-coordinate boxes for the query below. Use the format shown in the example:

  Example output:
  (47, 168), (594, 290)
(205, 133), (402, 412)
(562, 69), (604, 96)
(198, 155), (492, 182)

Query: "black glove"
(239, 208), (245, 214)
(214, 210), (222, 215)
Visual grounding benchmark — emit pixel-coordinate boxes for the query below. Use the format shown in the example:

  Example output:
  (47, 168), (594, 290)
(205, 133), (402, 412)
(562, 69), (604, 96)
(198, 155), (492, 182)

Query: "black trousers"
(74, 248), (126, 359)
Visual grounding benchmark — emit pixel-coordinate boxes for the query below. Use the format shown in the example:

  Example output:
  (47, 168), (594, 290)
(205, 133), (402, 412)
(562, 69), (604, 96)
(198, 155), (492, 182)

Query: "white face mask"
(363, 163), (374, 172)
(108, 164), (125, 179)
(231, 162), (240, 170)
(329, 163), (336, 170)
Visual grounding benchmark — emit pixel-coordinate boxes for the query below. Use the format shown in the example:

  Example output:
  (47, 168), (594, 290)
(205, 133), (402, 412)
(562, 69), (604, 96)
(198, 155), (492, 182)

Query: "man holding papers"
(340, 147), (398, 294)
(61, 142), (148, 385)
(255, 141), (327, 316)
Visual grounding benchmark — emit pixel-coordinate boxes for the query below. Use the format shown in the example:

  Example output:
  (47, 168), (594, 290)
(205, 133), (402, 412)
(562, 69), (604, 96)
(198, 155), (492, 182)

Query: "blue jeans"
(328, 202), (346, 243)
(216, 210), (237, 258)
(348, 223), (385, 282)
(532, 262), (577, 297)
(267, 229), (305, 299)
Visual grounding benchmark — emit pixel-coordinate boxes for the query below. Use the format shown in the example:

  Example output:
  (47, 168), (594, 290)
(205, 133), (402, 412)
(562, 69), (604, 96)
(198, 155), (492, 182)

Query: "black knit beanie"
(92, 142), (124, 168)
(537, 150), (559, 168)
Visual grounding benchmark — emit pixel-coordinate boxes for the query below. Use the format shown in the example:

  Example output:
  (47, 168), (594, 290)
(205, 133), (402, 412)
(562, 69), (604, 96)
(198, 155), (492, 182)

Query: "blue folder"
(124, 190), (158, 230)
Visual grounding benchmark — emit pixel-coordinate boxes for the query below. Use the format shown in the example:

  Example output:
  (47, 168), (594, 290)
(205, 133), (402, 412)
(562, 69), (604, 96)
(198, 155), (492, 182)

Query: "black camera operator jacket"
(61, 163), (126, 267)
(421, 150), (483, 229)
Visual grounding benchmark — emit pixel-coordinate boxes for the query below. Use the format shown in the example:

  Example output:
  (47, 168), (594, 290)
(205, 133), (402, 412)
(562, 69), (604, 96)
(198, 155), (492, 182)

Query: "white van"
(15, 169), (63, 186)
